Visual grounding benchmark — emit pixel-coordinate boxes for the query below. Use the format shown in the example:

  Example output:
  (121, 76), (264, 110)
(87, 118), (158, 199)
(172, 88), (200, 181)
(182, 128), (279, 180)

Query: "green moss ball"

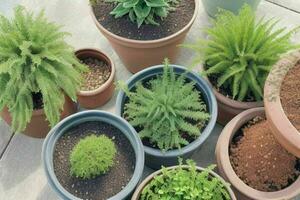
(70, 134), (117, 179)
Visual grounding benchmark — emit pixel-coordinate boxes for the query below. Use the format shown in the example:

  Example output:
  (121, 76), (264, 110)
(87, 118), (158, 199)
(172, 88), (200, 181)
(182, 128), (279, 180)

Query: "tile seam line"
(0, 133), (15, 161)
(264, 0), (300, 14)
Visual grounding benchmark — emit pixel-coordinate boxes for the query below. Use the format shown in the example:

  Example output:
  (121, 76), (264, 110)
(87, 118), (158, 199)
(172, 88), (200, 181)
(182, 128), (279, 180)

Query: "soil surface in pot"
(80, 57), (111, 91)
(32, 92), (43, 110)
(230, 118), (300, 192)
(53, 121), (135, 200)
(280, 61), (300, 132)
(92, 0), (195, 40)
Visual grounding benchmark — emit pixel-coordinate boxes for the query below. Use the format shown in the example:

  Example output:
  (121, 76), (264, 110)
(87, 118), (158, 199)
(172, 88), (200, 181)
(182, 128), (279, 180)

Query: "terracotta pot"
(1, 96), (76, 138)
(206, 79), (263, 125)
(215, 107), (300, 200)
(131, 165), (237, 200)
(90, 1), (199, 74)
(264, 50), (300, 158)
(76, 48), (115, 109)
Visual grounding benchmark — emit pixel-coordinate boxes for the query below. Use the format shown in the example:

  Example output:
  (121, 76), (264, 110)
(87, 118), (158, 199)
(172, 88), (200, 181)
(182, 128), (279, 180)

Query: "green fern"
(184, 5), (299, 101)
(118, 59), (210, 151)
(0, 6), (87, 132)
(141, 159), (231, 200)
(101, 0), (179, 28)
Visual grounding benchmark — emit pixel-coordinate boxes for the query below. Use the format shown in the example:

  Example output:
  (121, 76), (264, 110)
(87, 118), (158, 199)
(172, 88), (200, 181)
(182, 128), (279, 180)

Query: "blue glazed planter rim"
(42, 110), (145, 200)
(116, 64), (217, 158)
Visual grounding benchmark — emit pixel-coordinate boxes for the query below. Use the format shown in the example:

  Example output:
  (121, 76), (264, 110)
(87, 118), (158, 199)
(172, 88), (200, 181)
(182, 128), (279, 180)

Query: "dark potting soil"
(230, 118), (300, 192)
(92, 0), (195, 40)
(280, 61), (300, 132)
(123, 76), (208, 150)
(32, 92), (43, 110)
(53, 121), (136, 200)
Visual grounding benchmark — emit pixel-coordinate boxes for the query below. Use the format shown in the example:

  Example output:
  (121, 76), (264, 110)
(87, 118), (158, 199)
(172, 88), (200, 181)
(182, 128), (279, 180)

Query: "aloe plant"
(184, 5), (298, 101)
(102, 0), (179, 27)
(0, 6), (87, 132)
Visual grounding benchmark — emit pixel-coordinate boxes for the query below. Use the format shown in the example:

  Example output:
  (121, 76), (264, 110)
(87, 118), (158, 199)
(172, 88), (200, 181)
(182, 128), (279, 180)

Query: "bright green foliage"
(141, 160), (231, 200)
(118, 59), (210, 151)
(0, 6), (87, 132)
(70, 134), (117, 179)
(106, 0), (179, 27)
(184, 5), (298, 101)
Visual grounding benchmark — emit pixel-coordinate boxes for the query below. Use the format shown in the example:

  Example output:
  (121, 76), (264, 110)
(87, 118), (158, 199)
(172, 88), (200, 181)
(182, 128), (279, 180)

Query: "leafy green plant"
(184, 5), (298, 101)
(0, 6), (87, 132)
(118, 59), (210, 151)
(70, 134), (117, 179)
(102, 0), (179, 27)
(141, 159), (231, 200)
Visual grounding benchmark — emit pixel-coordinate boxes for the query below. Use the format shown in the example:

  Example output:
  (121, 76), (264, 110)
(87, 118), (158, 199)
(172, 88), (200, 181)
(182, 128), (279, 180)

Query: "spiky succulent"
(184, 5), (298, 101)
(70, 134), (117, 179)
(106, 0), (179, 27)
(0, 6), (87, 132)
(118, 59), (210, 151)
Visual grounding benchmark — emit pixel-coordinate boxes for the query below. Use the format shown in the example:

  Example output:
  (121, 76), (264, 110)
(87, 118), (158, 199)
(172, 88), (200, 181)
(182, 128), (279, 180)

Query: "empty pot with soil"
(76, 48), (115, 109)
(131, 159), (237, 200)
(42, 110), (144, 200)
(90, 0), (198, 73)
(264, 50), (300, 157)
(184, 5), (297, 125)
(216, 107), (300, 200)
(116, 60), (217, 169)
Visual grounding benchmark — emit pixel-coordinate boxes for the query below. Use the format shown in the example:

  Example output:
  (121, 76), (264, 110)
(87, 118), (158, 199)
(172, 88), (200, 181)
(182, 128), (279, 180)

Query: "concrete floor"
(0, 0), (300, 199)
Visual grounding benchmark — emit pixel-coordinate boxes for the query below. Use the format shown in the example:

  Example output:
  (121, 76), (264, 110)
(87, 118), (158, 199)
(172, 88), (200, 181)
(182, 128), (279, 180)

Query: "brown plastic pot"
(90, 1), (199, 74)
(215, 107), (300, 200)
(1, 96), (76, 138)
(206, 79), (263, 125)
(264, 50), (300, 158)
(131, 165), (237, 200)
(76, 48), (115, 109)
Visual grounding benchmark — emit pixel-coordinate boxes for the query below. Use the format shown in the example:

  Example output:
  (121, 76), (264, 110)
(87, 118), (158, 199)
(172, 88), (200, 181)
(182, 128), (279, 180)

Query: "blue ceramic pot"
(42, 110), (144, 200)
(202, 0), (261, 17)
(116, 65), (217, 169)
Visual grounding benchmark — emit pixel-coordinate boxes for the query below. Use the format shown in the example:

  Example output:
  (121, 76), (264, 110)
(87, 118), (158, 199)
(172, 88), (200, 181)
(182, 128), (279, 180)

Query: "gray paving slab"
(0, 122), (13, 159)
(0, 0), (300, 200)
(267, 0), (300, 13)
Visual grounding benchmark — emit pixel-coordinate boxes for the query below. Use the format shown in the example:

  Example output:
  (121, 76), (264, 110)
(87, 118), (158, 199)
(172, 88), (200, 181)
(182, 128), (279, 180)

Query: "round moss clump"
(70, 134), (117, 179)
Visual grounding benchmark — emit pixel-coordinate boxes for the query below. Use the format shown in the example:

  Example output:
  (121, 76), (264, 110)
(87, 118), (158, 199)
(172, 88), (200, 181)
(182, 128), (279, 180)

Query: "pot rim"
(42, 110), (145, 200)
(89, 0), (199, 45)
(131, 165), (237, 200)
(216, 107), (300, 199)
(264, 50), (300, 157)
(76, 48), (116, 96)
(116, 64), (217, 158)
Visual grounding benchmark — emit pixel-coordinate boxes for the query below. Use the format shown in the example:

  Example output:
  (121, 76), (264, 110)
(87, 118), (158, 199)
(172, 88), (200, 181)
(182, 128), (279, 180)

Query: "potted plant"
(132, 159), (237, 199)
(264, 50), (300, 157)
(89, 0), (199, 73)
(75, 48), (116, 109)
(184, 5), (298, 125)
(201, 0), (261, 17)
(116, 59), (217, 169)
(0, 6), (87, 137)
(216, 107), (300, 200)
(42, 110), (145, 200)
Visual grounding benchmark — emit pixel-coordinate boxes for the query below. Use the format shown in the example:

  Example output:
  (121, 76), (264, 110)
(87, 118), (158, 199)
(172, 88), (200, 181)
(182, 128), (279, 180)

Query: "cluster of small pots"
(3, 0), (300, 200)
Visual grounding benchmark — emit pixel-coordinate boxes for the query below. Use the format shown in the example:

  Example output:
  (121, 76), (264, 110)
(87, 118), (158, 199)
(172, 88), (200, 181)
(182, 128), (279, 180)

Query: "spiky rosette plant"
(103, 0), (179, 27)
(141, 159), (231, 200)
(184, 5), (299, 102)
(118, 59), (210, 151)
(0, 6), (87, 132)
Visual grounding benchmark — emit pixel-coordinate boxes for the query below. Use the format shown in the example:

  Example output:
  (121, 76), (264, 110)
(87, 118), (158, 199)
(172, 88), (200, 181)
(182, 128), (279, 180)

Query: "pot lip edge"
(75, 48), (116, 96)
(89, 0), (199, 45)
(216, 107), (300, 199)
(42, 110), (145, 200)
